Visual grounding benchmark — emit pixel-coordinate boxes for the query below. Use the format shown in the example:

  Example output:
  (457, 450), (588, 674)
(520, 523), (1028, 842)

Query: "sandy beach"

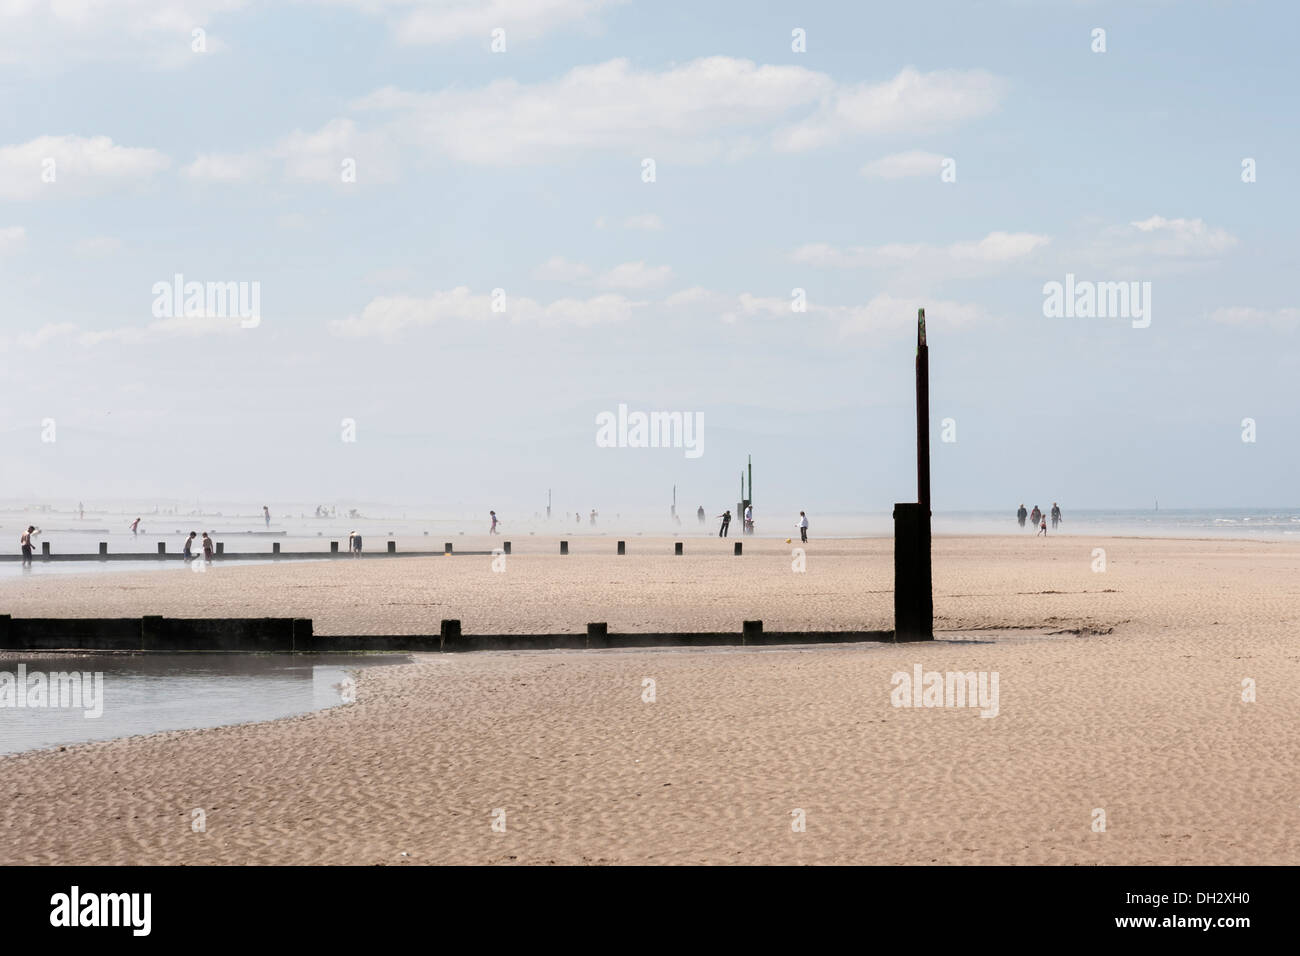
(1, 533), (1296, 865)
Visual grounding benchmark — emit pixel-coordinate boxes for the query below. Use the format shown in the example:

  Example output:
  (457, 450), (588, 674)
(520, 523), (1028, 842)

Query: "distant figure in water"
(130, 517), (141, 535)
(1030, 505), (1042, 528)
(202, 532), (214, 561)
(263, 505), (271, 528)
(19, 526), (38, 567)
(697, 505), (705, 525)
(576, 513), (581, 524)
(799, 511), (809, 543)
(183, 532), (197, 562)
(1051, 503), (1062, 529)
(348, 530), (362, 556)
(78, 501), (84, 520)
(1038, 515), (1048, 537)
(490, 510), (499, 534)
(589, 509), (597, 527)
(717, 510), (731, 537)
(1016, 504), (1027, 528)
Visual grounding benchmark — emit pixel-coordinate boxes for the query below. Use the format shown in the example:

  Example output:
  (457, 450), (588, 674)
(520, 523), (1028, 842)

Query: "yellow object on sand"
(785, 538), (791, 543)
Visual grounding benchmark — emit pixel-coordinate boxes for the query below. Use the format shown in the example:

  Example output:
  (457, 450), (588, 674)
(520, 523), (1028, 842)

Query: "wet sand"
(0, 534), (1296, 864)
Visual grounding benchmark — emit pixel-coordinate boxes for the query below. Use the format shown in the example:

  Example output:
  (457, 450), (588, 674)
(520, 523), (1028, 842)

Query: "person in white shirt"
(743, 505), (753, 535)
(19, 526), (38, 566)
(798, 511), (809, 543)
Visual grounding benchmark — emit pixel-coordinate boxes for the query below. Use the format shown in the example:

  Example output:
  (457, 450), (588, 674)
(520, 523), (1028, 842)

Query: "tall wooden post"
(894, 308), (934, 640)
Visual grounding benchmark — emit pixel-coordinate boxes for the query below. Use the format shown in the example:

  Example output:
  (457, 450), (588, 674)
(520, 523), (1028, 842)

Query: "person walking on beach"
(799, 511), (809, 543)
(130, 517), (141, 535)
(717, 510), (731, 537)
(590, 509), (597, 527)
(19, 526), (38, 566)
(1017, 504), (1027, 528)
(348, 530), (363, 556)
(263, 505), (271, 528)
(490, 510), (499, 534)
(182, 532), (197, 562)
(697, 505), (705, 526)
(1051, 503), (1062, 529)
(744, 504), (753, 535)
(1038, 515), (1048, 537)
(201, 532), (214, 562)
(1030, 505), (1042, 529)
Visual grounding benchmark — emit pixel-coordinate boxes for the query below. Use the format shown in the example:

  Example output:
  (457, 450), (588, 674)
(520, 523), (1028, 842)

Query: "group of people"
(715, 508), (809, 541)
(182, 531), (215, 562)
(1016, 503), (1063, 536)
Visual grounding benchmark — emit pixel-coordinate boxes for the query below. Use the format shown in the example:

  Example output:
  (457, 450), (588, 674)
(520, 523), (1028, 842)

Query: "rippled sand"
(1, 534), (1296, 864)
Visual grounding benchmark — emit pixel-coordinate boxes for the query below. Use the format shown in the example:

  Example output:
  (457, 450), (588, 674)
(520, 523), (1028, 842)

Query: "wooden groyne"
(0, 616), (907, 652)
(0, 538), (754, 562)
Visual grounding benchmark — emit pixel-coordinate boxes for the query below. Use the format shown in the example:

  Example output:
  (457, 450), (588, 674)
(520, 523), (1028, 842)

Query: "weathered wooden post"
(894, 308), (934, 641)
(618, 540), (626, 555)
(387, 540), (396, 554)
(98, 542), (107, 560)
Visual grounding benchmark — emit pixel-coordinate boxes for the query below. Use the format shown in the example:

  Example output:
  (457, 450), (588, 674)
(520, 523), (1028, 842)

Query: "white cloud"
(791, 231), (1050, 273)
(774, 67), (1004, 152)
(835, 294), (990, 334)
(0, 135), (170, 200)
(359, 0), (621, 46)
(532, 256), (592, 281)
(330, 287), (644, 340)
(623, 213), (664, 230)
(0, 0), (246, 69)
(596, 260), (671, 290)
(1127, 215), (1239, 257)
(182, 152), (269, 183)
(180, 118), (399, 186)
(861, 150), (947, 179)
(666, 286), (992, 332)
(1, 316), (247, 352)
(352, 56), (836, 165)
(0, 225), (26, 253)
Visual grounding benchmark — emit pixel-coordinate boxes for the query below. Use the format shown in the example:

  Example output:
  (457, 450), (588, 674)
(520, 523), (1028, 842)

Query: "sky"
(1, 0), (1297, 517)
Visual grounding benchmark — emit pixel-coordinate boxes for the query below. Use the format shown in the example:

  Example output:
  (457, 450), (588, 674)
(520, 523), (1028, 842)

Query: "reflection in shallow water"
(0, 653), (406, 755)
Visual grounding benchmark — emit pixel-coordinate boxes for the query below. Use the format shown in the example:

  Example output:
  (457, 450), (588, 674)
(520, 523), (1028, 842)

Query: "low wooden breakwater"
(0, 539), (749, 561)
(0, 616), (905, 652)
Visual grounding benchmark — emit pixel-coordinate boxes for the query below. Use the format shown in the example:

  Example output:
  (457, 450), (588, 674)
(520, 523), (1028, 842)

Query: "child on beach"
(490, 511), (499, 534)
(717, 510), (731, 537)
(799, 511), (809, 543)
(1038, 516), (1048, 537)
(202, 532), (214, 561)
(130, 517), (141, 535)
(183, 532), (197, 562)
(348, 531), (362, 556)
